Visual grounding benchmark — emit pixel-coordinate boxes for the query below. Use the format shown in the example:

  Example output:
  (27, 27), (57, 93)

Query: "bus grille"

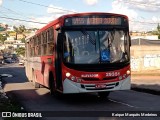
(81, 82), (119, 90)
(82, 76), (118, 81)
(82, 78), (99, 81)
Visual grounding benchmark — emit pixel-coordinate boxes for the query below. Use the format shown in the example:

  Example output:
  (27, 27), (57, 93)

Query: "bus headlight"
(66, 72), (71, 77)
(126, 70), (130, 75)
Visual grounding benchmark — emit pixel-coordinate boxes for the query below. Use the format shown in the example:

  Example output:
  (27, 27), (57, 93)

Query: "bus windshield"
(63, 30), (130, 64)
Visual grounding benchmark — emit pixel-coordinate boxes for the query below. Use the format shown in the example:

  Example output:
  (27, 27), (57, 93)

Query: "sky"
(0, 0), (160, 31)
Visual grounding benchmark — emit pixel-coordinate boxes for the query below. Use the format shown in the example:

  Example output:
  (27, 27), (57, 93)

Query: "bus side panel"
(42, 55), (55, 88)
(31, 57), (44, 85)
(25, 59), (32, 81)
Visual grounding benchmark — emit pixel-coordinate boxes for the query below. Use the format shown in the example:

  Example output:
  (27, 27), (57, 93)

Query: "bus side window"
(28, 39), (31, 57)
(42, 32), (47, 55)
(47, 27), (54, 54)
(30, 38), (34, 57)
(34, 36), (39, 56)
(38, 34), (41, 56)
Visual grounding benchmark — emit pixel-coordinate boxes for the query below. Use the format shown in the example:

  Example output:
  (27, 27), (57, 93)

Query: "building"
(8, 32), (16, 40)
(4, 39), (25, 49)
(6, 26), (14, 31)
(0, 44), (5, 50)
(17, 34), (25, 40)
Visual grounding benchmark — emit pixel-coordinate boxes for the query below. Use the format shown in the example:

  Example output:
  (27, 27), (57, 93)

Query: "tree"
(5, 24), (8, 29)
(0, 34), (7, 44)
(15, 47), (25, 57)
(21, 38), (25, 43)
(13, 25), (26, 39)
(157, 23), (160, 32)
(19, 25), (26, 34)
(157, 23), (160, 39)
(13, 25), (26, 34)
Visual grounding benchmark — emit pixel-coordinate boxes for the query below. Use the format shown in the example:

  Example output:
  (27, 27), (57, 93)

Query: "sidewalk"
(131, 75), (160, 95)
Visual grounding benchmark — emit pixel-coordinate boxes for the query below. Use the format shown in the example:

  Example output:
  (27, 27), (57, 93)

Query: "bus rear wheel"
(98, 92), (110, 98)
(49, 73), (59, 96)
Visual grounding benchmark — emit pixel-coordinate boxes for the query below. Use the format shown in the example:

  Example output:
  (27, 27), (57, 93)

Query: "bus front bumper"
(63, 76), (131, 94)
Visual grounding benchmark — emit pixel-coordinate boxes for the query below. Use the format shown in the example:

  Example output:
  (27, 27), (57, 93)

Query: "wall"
(131, 35), (158, 40)
(131, 45), (160, 72)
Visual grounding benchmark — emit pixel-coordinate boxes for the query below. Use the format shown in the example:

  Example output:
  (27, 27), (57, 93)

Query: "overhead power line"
(18, 0), (77, 13)
(0, 16), (47, 24)
(1, 5), (35, 20)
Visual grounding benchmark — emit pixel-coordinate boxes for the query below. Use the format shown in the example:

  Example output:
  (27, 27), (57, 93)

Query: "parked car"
(19, 59), (25, 65)
(4, 58), (13, 63)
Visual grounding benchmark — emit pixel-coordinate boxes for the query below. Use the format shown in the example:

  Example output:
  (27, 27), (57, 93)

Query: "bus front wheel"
(49, 73), (59, 96)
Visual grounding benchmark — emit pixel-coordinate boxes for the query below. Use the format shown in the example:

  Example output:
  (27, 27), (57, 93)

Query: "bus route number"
(106, 72), (120, 77)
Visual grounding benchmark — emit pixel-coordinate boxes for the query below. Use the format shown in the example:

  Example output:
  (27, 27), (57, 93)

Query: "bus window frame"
(37, 34), (41, 56)
(47, 27), (54, 55)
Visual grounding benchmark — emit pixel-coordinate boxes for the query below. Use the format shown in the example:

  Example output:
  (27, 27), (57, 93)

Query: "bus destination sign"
(65, 16), (124, 26)
(73, 17), (121, 25)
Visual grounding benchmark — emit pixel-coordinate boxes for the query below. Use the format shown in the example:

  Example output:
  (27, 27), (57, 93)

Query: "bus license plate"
(95, 84), (106, 88)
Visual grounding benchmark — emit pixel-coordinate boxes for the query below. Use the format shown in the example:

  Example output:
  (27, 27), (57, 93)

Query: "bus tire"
(49, 73), (60, 96)
(98, 92), (110, 98)
(49, 73), (55, 95)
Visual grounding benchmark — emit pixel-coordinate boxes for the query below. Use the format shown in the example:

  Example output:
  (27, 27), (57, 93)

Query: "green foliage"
(0, 34), (7, 43)
(157, 23), (160, 32)
(15, 47), (25, 57)
(157, 23), (160, 39)
(13, 25), (26, 34)
(21, 38), (25, 43)
(0, 24), (8, 31)
(0, 26), (5, 31)
(151, 31), (158, 35)
(156, 23), (160, 39)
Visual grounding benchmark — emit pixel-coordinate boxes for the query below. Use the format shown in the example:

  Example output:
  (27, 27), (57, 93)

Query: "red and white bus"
(25, 12), (131, 98)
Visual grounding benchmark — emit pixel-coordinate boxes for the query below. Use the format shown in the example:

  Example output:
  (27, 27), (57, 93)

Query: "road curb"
(131, 84), (160, 95)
